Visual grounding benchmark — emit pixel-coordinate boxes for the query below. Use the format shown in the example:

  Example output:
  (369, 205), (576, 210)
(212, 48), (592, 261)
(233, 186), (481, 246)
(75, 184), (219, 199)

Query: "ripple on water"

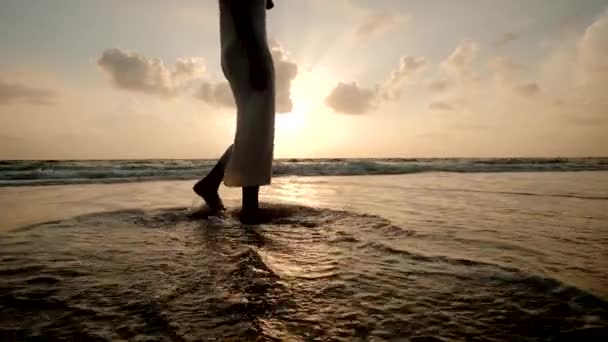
(0, 204), (607, 341)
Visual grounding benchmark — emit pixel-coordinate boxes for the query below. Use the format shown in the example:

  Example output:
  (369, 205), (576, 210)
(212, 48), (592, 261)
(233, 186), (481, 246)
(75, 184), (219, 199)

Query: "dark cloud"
(97, 48), (205, 97)
(98, 48), (174, 96)
(428, 101), (456, 111)
(0, 79), (55, 105)
(495, 32), (520, 48)
(325, 82), (376, 115)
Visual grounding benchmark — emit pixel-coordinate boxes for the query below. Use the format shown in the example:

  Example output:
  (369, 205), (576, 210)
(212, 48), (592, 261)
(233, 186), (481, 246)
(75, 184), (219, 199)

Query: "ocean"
(1, 158), (607, 186)
(0, 160), (607, 340)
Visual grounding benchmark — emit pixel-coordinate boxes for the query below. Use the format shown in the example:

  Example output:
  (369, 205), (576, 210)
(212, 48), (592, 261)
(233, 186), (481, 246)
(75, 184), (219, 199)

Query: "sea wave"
(0, 158), (607, 186)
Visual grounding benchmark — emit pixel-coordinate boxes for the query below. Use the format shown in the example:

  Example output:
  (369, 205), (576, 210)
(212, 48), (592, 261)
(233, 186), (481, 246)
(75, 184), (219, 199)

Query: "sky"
(0, 0), (607, 159)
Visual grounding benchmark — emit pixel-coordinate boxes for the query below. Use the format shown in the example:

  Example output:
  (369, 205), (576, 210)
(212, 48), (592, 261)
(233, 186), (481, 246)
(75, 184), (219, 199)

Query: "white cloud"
(576, 10), (608, 105)
(380, 56), (427, 100)
(440, 40), (480, 83)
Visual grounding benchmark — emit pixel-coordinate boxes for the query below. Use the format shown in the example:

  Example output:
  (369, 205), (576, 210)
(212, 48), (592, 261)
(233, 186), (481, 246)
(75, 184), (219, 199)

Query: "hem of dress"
(223, 179), (272, 188)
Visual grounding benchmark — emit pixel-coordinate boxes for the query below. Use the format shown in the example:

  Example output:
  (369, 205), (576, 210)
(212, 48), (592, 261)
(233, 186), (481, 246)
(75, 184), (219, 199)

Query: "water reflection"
(270, 178), (335, 208)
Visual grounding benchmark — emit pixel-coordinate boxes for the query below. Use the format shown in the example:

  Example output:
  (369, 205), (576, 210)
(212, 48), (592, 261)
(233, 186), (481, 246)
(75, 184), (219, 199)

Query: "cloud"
(97, 49), (173, 96)
(326, 54), (426, 114)
(195, 40), (298, 114)
(490, 56), (526, 74)
(171, 57), (206, 84)
(424, 41), (480, 97)
(428, 101), (456, 111)
(325, 11), (607, 155)
(417, 11), (607, 155)
(381, 56), (427, 100)
(579, 11), (608, 72)
(576, 9), (608, 104)
(355, 10), (409, 39)
(490, 56), (540, 97)
(495, 32), (520, 48)
(540, 9), (608, 125)
(97, 48), (205, 97)
(427, 79), (451, 92)
(270, 40), (299, 113)
(194, 82), (234, 108)
(423, 40), (546, 118)
(440, 40), (480, 82)
(423, 41), (482, 111)
(98, 44), (297, 112)
(390, 56), (428, 81)
(490, 56), (524, 83)
(325, 82), (376, 115)
(427, 44), (541, 104)
(0, 79), (55, 105)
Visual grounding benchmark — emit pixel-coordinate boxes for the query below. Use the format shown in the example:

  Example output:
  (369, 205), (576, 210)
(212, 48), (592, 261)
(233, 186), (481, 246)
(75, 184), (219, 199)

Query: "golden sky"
(1, 0), (607, 159)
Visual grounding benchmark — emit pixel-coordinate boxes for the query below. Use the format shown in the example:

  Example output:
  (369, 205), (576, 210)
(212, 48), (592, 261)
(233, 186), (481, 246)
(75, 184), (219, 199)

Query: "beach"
(3, 0), (608, 339)
(1, 169), (607, 340)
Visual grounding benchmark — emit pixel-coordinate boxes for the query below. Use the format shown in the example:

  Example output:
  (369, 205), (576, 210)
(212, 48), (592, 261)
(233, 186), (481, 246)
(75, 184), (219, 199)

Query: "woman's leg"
(239, 185), (261, 224)
(242, 186), (259, 211)
(193, 145), (233, 212)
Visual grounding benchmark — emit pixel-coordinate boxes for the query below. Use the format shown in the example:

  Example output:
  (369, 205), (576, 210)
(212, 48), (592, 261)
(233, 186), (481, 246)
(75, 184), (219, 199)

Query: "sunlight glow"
(275, 99), (307, 135)
(275, 66), (335, 135)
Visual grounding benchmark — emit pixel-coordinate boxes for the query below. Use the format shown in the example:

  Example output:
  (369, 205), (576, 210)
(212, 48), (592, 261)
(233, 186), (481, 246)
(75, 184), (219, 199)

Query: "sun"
(273, 90), (312, 157)
(275, 65), (336, 133)
(276, 99), (307, 134)
(273, 65), (340, 157)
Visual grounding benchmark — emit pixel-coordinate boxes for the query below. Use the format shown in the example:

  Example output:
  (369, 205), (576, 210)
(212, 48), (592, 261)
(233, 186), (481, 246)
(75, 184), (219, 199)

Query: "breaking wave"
(1, 157), (607, 186)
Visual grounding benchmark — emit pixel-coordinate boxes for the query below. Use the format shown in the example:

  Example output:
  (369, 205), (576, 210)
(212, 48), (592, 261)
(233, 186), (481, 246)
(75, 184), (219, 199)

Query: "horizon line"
(2, 156), (607, 162)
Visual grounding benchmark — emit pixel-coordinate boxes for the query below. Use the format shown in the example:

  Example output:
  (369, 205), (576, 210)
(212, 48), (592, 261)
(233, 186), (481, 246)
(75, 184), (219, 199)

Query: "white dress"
(219, 0), (276, 187)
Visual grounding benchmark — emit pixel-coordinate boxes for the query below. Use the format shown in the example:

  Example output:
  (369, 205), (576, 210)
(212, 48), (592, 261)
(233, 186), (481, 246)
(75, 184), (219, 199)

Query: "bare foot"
(189, 204), (224, 219)
(193, 179), (225, 215)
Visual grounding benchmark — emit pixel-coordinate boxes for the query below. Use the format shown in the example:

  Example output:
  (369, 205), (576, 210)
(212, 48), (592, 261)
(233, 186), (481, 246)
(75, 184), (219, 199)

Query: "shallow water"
(1, 172), (607, 340)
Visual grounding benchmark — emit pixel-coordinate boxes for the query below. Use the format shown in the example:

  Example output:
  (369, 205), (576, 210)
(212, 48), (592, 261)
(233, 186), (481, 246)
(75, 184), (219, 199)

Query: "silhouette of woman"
(193, 0), (275, 224)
